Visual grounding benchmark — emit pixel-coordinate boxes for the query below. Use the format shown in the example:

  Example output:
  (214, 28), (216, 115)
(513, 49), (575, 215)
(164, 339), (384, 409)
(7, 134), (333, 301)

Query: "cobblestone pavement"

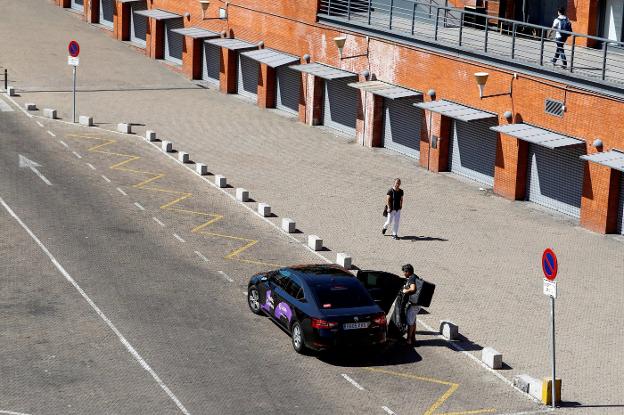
(2, 0), (623, 410)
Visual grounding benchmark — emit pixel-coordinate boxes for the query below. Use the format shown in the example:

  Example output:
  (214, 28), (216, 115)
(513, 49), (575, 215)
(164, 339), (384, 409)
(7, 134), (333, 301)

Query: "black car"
(247, 264), (398, 353)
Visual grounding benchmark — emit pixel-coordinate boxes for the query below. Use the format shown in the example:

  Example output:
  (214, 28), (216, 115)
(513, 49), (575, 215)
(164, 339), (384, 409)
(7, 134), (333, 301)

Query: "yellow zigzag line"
(66, 133), (279, 267)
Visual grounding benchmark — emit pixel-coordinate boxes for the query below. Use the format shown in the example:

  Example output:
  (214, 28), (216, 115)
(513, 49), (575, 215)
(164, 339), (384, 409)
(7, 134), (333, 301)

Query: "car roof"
(279, 264), (355, 284)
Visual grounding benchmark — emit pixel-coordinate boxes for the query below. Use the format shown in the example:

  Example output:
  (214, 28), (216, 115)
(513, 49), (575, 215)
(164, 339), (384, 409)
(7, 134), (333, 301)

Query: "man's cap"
(401, 264), (414, 273)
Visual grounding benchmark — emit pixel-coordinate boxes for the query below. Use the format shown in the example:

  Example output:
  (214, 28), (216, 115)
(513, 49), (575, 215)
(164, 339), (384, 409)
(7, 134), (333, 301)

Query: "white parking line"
(0, 410), (34, 415)
(101, 175), (111, 183)
(47, 130), (56, 137)
(341, 374), (365, 391)
(134, 202), (145, 211)
(152, 217), (165, 227)
(59, 140), (69, 148)
(194, 251), (209, 262)
(116, 187), (127, 196)
(86, 163), (96, 170)
(217, 271), (234, 283)
(0, 196), (192, 415)
(173, 233), (185, 243)
(72, 151), (82, 159)
(497, 410), (554, 415)
(36, 121), (44, 128)
(381, 406), (396, 415)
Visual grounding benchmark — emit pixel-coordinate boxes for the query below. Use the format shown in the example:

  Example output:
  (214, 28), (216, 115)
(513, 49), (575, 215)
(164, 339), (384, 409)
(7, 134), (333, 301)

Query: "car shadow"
(318, 338), (422, 367)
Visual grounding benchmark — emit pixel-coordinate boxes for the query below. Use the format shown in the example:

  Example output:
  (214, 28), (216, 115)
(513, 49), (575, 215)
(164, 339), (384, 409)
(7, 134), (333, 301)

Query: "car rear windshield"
(310, 280), (374, 309)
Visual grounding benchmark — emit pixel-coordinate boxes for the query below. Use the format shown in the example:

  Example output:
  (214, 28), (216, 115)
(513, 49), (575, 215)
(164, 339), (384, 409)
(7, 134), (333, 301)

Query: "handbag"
(383, 205), (388, 217)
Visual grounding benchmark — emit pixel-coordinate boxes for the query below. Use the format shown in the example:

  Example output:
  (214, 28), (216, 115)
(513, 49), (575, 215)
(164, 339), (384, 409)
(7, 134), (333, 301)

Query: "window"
(310, 280), (374, 309)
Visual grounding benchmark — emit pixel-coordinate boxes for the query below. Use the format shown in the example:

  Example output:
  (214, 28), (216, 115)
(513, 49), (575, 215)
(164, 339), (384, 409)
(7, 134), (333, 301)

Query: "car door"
(356, 270), (404, 314)
(271, 272), (297, 329)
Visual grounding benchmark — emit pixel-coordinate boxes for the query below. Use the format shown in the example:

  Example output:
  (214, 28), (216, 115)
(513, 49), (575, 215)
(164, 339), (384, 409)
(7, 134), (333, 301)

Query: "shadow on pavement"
(399, 235), (448, 242)
(318, 339), (421, 367)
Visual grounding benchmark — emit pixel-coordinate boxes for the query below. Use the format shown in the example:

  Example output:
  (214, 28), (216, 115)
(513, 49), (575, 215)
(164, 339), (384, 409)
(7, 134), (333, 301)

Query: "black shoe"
(392, 235), (399, 240)
(382, 228), (386, 235)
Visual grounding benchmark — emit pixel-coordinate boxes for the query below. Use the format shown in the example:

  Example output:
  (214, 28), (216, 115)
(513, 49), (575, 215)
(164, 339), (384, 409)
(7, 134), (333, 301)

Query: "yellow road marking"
(66, 133), (280, 267)
(364, 368), (496, 415)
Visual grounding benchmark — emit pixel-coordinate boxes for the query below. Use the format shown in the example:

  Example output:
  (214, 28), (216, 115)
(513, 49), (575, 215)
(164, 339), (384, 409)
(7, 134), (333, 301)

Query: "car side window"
(273, 272), (289, 289)
(295, 286), (306, 302)
(285, 280), (303, 300)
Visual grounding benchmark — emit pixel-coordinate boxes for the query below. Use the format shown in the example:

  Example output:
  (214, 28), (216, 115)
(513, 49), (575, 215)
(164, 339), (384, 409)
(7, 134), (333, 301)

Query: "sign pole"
(67, 40), (80, 124)
(542, 247), (558, 408)
(72, 65), (76, 123)
(550, 295), (556, 409)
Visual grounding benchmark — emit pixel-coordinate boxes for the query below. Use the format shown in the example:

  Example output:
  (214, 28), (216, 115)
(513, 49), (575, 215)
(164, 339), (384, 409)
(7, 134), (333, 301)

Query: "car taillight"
(372, 314), (387, 326)
(311, 318), (338, 329)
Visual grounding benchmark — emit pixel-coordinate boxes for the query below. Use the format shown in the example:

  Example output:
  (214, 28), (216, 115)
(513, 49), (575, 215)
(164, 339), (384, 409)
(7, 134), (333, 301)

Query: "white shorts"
(406, 305), (420, 325)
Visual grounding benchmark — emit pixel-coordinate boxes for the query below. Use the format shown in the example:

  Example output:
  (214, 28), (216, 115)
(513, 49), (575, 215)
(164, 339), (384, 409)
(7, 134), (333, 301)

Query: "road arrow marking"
(18, 154), (52, 186)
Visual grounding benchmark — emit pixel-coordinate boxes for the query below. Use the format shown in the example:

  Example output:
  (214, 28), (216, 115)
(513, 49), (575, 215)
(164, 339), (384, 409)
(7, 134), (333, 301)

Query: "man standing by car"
(401, 264), (420, 346)
(382, 178), (403, 240)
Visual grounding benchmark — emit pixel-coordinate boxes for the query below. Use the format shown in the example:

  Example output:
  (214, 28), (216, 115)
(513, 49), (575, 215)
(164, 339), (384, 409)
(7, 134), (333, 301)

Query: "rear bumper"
(305, 327), (387, 351)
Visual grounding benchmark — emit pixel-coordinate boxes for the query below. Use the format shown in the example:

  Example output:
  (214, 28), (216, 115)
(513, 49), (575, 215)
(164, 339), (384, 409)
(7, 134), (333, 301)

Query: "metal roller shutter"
(70, 0), (84, 11)
(99, 0), (114, 28)
(276, 66), (300, 115)
(617, 173), (624, 234)
(323, 78), (358, 136)
(130, 3), (147, 48)
(382, 98), (423, 160)
(449, 119), (498, 186)
(237, 54), (259, 100)
(526, 144), (586, 218)
(164, 19), (184, 65)
(202, 43), (220, 84)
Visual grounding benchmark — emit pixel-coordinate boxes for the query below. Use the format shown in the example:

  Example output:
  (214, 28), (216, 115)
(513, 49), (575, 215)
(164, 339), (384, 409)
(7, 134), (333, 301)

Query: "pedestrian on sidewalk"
(551, 7), (572, 70)
(401, 264), (420, 346)
(382, 178), (403, 240)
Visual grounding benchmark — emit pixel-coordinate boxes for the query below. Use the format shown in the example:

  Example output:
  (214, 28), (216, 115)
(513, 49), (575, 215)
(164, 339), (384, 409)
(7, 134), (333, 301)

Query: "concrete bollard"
(117, 123), (132, 134)
(236, 188), (249, 202)
(513, 375), (543, 399)
(215, 175), (227, 188)
(79, 115), (93, 126)
(307, 235), (323, 251)
(24, 103), (37, 111)
(440, 320), (459, 341)
(178, 151), (189, 163)
(257, 203), (271, 217)
(145, 130), (156, 142)
(195, 163), (208, 175)
(161, 140), (173, 152)
(6, 86), (16, 96)
(481, 347), (503, 369)
(281, 218), (296, 233)
(541, 378), (562, 405)
(336, 253), (352, 269)
(43, 108), (57, 119)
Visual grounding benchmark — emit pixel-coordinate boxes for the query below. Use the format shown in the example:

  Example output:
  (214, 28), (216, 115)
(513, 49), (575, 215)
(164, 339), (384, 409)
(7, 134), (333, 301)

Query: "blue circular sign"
(68, 40), (80, 58)
(542, 248), (558, 281)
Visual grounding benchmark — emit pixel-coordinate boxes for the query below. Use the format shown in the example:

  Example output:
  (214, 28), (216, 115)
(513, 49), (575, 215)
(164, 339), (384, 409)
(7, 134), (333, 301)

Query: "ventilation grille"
(545, 99), (564, 117)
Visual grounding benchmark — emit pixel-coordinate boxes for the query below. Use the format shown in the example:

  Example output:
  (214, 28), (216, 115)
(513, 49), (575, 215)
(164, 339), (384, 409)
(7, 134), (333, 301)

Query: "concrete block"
(117, 123), (132, 134)
(195, 163), (208, 175)
(440, 320), (459, 340)
(307, 235), (323, 251)
(43, 108), (57, 119)
(281, 218), (296, 233)
(528, 378), (544, 400)
(257, 203), (271, 217)
(178, 151), (189, 163)
(482, 347), (503, 369)
(336, 253), (352, 269)
(79, 115), (93, 126)
(541, 378), (562, 405)
(512, 374), (533, 393)
(161, 140), (173, 152)
(236, 188), (249, 202)
(145, 130), (157, 142)
(24, 103), (37, 111)
(6, 86), (15, 96)
(215, 175), (227, 188)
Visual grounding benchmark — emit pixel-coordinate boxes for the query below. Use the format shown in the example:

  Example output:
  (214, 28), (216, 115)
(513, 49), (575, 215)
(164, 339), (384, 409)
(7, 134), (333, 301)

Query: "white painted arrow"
(18, 154), (52, 186)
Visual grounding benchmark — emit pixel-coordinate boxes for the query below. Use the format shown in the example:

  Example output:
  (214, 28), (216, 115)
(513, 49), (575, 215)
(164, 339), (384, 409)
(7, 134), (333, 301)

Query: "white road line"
(0, 99), (15, 112)
(101, 175), (111, 183)
(2, 94), (32, 118)
(153, 217), (165, 227)
(0, 196), (192, 415)
(59, 140), (69, 148)
(134, 202), (145, 211)
(173, 233), (185, 243)
(496, 410), (554, 415)
(47, 130), (56, 137)
(381, 406), (396, 415)
(0, 410), (34, 415)
(86, 163), (96, 170)
(72, 151), (82, 159)
(36, 121), (44, 128)
(194, 251), (209, 262)
(217, 271), (234, 283)
(341, 374), (365, 391)
(117, 187), (127, 196)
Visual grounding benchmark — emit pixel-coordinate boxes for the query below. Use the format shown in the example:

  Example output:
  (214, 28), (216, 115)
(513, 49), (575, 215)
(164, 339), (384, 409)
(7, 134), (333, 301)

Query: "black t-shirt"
(387, 188), (404, 211)
(404, 274), (418, 290)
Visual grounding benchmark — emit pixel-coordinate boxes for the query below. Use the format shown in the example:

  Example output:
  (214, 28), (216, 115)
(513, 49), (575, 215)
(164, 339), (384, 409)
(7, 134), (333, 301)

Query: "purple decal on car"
(261, 290), (275, 313)
(274, 302), (293, 323)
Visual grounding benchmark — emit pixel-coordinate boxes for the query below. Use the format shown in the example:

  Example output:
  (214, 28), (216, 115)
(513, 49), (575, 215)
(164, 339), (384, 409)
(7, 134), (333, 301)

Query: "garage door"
(70, 0), (84, 12)
(130, 3), (147, 48)
(202, 43), (220, 84)
(323, 78), (358, 136)
(99, 0), (114, 28)
(618, 172), (624, 234)
(526, 144), (586, 218)
(164, 19), (184, 65)
(276, 66), (300, 115)
(237, 54), (259, 100)
(382, 98), (423, 160)
(449, 119), (498, 186)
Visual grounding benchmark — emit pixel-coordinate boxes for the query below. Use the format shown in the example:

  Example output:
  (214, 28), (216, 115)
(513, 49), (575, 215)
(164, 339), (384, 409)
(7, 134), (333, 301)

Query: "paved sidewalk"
(3, 1), (623, 410)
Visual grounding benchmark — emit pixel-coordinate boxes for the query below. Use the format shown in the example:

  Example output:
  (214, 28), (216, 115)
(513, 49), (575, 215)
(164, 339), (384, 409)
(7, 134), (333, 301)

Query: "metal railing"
(318, 0), (624, 89)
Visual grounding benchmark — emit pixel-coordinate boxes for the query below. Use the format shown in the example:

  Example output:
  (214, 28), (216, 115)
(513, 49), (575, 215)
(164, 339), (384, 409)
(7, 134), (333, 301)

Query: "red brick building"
(54, 0), (624, 235)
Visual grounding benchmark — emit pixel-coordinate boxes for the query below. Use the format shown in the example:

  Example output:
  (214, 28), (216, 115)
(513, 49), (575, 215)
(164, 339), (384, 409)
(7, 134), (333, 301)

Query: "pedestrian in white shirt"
(551, 7), (572, 69)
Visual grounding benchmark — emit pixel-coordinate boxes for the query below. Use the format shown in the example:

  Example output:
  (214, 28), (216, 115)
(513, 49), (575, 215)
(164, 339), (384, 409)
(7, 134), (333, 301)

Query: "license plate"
(343, 322), (370, 330)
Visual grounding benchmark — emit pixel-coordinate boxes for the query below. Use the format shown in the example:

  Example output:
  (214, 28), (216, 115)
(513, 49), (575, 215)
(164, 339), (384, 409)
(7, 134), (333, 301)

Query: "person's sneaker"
(392, 235), (399, 240)
(562, 65), (568, 70)
(382, 228), (386, 235)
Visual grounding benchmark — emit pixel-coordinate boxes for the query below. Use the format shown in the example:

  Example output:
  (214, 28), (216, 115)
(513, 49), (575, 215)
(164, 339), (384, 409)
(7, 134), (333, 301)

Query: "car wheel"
(291, 321), (307, 354)
(247, 285), (262, 315)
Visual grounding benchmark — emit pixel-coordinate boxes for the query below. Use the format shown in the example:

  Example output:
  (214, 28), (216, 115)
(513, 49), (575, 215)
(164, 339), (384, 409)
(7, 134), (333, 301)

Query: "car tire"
(291, 321), (307, 354)
(247, 285), (262, 315)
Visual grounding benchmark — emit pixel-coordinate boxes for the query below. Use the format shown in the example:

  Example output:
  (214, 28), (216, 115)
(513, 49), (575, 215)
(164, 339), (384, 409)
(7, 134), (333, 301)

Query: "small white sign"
(543, 279), (557, 298)
(67, 56), (80, 66)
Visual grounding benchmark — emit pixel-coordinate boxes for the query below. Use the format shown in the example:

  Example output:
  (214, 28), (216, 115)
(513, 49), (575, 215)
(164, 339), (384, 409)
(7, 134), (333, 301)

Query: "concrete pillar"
(421, 111), (452, 173)
(580, 160), (621, 234)
(493, 132), (529, 200)
(183, 37), (202, 80)
(220, 48), (238, 94)
(258, 63), (276, 109)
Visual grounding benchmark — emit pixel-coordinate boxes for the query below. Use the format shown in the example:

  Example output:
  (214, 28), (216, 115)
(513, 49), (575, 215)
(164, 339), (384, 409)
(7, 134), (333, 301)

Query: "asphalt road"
(0, 99), (544, 415)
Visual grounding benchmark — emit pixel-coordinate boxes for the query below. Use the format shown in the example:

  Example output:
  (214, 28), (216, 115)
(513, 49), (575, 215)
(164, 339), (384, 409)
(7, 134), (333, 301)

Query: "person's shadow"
(398, 235), (448, 242)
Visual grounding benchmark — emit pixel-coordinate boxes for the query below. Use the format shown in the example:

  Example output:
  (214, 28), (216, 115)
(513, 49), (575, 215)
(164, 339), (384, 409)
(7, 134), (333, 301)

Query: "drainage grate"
(545, 98), (564, 117)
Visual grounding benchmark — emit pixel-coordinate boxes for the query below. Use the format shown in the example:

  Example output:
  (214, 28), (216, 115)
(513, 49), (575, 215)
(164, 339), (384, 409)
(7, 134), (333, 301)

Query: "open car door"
(355, 270), (404, 314)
